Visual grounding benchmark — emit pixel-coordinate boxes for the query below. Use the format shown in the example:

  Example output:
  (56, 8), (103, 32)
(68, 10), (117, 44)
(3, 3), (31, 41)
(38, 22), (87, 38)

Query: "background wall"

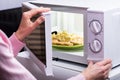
(0, 0), (31, 37)
(0, 0), (31, 10)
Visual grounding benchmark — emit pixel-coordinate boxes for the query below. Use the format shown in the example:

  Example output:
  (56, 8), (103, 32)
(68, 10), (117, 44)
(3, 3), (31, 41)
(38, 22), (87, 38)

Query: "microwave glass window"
(51, 11), (84, 59)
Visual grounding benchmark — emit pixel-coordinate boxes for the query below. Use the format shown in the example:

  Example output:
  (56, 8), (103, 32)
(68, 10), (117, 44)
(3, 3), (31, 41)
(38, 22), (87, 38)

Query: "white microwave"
(22, 0), (120, 75)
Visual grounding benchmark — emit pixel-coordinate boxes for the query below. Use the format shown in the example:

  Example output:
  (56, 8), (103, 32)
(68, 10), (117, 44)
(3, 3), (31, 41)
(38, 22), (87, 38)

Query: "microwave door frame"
(43, 12), (53, 76)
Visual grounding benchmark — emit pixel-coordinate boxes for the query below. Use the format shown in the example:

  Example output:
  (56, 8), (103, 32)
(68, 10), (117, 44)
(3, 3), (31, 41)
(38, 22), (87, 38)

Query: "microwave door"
(24, 6), (53, 76)
(25, 46), (46, 74)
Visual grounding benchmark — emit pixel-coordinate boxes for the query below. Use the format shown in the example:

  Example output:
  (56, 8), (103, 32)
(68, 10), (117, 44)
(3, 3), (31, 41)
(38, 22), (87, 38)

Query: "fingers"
(85, 59), (112, 80)
(103, 62), (112, 70)
(33, 16), (45, 28)
(97, 59), (112, 66)
(103, 70), (109, 79)
(100, 63), (112, 77)
(99, 59), (112, 79)
(95, 59), (112, 74)
(24, 7), (50, 18)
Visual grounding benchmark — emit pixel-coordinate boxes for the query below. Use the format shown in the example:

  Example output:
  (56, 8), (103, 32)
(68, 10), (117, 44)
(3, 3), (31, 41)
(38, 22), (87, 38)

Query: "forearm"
(0, 30), (36, 80)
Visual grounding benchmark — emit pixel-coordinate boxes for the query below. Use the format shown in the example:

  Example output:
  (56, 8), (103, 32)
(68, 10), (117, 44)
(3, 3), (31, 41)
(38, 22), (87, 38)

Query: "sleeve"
(0, 30), (37, 80)
(67, 74), (86, 80)
(9, 33), (25, 56)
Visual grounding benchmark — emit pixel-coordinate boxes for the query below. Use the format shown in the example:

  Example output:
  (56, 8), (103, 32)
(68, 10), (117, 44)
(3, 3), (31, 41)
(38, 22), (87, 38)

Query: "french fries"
(52, 31), (83, 46)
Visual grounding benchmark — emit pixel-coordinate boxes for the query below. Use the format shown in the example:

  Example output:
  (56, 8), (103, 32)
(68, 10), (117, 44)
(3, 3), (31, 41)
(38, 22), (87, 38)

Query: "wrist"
(15, 31), (24, 42)
(81, 72), (93, 80)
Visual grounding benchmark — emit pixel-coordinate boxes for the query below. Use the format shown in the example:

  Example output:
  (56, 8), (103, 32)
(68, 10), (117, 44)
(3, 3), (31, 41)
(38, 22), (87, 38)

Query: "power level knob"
(89, 39), (102, 53)
(89, 20), (102, 35)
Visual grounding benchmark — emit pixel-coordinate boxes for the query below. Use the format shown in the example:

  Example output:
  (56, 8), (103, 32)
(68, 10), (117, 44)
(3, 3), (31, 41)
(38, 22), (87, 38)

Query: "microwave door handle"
(42, 12), (53, 76)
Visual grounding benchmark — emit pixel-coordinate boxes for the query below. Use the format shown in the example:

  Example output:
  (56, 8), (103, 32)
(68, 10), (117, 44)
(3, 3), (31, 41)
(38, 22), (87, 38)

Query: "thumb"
(88, 60), (94, 67)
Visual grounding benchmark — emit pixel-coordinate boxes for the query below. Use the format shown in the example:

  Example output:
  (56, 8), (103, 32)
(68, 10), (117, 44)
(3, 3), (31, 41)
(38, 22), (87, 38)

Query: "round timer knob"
(89, 39), (102, 53)
(90, 20), (102, 35)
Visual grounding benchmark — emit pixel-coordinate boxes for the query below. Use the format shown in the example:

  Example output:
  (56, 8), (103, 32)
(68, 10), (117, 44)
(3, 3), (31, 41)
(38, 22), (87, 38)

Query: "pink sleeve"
(9, 33), (25, 56)
(67, 74), (85, 80)
(0, 30), (36, 80)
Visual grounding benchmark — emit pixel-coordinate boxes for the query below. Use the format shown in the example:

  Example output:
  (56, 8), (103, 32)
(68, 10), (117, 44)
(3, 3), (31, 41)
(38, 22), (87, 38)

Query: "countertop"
(16, 51), (120, 80)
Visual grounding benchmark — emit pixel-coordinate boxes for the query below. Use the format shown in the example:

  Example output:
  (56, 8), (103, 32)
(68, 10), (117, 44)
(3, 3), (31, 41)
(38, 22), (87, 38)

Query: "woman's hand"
(15, 7), (50, 41)
(82, 59), (112, 80)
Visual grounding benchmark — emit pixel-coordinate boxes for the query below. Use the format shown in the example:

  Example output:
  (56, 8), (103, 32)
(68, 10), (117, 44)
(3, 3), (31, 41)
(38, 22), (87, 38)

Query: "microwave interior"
(51, 11), (85, 63)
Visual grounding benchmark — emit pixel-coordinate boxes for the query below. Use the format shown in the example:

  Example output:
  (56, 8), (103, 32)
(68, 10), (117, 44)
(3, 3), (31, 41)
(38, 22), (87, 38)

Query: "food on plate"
(52, 31), (83, 46)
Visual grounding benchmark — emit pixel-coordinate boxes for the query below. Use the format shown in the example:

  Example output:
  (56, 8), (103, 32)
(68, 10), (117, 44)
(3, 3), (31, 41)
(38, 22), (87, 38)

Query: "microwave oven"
(22, 0), (120, 75)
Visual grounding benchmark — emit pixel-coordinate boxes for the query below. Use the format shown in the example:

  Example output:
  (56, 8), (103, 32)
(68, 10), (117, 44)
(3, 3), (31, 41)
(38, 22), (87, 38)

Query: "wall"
(0, 0), (31, 10)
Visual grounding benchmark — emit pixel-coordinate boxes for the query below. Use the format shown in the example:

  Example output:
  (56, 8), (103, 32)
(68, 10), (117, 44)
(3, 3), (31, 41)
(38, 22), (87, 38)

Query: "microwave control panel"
(87, 11), (104, 61)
